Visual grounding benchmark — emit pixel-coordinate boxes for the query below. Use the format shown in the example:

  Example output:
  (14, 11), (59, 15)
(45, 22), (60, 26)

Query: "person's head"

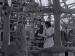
(45, 21), (51, 28)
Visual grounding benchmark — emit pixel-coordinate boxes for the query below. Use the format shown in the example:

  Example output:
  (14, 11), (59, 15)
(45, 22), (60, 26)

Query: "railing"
(30, 46), (75, 56)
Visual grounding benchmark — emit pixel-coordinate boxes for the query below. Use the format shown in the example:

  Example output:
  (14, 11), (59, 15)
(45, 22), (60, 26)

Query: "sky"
(8, 0), (75, 7)
(8, 0), (75, 22)
(35, 0), (48, 6)
(8, 0), (12, 6)
(35, 0), (75, 7)
(66, 0), (75, 4)
(35, 0), (75, 22)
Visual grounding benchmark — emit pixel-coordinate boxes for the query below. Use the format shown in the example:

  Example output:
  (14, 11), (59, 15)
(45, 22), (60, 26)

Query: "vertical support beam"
(0, 15), (2, 48)
(53, 0), (61, 48)
(2, 15), (10, 56)
(8, 15), (10, 45)
(53, 0), (62, 56)
(0, 32), (1, 47)
(39, 0), (42, 6)
(2, 0), (10, 54)
(2, 1), (10, 56)
(53, 14), (61, 46)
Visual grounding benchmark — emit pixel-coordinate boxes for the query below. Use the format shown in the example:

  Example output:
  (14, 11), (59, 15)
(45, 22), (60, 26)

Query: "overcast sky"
(66, 0), (75, 4)
(8, 0), (75, 7)
(35, 0), (75, 6)
(35, 0), (75, 21)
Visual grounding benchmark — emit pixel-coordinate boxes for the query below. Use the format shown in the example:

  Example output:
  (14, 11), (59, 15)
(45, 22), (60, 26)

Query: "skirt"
(44, 37), (54, 48)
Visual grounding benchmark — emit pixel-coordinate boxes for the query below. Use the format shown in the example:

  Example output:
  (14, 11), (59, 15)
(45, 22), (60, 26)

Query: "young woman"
(38, 21), (54, 48)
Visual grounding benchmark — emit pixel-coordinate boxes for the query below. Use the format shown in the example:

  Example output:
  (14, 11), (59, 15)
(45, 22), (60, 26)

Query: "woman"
(38, 21), (54, 48)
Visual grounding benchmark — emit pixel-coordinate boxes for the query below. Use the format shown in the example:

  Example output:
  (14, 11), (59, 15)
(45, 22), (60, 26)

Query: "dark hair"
(45, 21), (51, 28)
(38, 19), (41, 21)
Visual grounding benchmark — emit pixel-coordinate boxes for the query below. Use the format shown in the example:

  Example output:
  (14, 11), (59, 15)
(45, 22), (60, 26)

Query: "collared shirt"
(45, 27), (54, 37)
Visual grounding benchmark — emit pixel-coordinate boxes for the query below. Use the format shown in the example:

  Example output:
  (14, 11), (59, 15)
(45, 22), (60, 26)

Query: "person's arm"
(38, 26), (47, 38)
(38, 33), (47, 38)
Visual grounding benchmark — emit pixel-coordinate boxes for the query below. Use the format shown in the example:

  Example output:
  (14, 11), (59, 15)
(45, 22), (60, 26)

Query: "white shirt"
(45, 27), (54, 36)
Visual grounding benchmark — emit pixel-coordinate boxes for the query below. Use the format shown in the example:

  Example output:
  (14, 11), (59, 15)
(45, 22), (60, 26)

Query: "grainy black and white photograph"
(0, 0), (75, 56)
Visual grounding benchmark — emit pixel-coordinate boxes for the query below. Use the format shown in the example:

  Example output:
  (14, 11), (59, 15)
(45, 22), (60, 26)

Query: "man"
(34, 19), (44, 48)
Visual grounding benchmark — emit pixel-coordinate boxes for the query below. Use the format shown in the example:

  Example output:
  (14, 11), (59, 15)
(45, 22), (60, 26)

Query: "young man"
(34, 19), (44, 48)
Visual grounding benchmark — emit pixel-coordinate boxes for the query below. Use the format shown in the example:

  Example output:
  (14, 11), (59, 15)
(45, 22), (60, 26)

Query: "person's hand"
(38, 33), (47, 38)
(38, 33), (41, 36)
